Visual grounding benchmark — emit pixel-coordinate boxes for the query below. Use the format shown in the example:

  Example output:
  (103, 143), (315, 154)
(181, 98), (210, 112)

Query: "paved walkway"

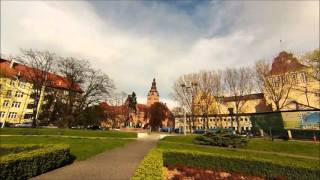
(32, 135), (158, 180)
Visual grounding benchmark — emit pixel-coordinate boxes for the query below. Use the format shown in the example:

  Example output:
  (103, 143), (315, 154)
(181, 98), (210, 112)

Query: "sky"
(1, 0), (319, 109)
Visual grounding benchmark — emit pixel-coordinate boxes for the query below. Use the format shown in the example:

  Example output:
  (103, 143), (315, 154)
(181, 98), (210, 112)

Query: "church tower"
(147, 78), (159, 106)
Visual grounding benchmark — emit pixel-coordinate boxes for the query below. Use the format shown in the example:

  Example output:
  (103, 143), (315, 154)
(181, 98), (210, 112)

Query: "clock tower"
(147, 78), (159, 106)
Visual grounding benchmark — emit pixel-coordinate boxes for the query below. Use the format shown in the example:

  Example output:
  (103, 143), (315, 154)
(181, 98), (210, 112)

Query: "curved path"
(32, 135), (158, 180)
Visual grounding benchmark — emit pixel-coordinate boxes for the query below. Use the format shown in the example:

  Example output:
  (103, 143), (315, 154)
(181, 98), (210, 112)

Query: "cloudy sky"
(1, 0), (319, 108)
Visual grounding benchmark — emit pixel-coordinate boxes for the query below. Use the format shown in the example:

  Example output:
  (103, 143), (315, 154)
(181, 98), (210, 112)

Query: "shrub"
(163, 150), (320, 180)
(194, 130), (248, 148)
(0, 144), (72, 180)
(0, 145), (41, 156)
(131, 149), (164, 180)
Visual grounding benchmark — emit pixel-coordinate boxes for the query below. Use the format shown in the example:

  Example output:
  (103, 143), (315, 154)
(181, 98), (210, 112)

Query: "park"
(1, 1), (320, 180)
(0, 127), (319, 179)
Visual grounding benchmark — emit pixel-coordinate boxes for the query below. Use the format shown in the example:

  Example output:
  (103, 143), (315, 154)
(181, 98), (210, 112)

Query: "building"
(147, 78), (159, 106)
(265, 51), (320, 110)
(0, 59), (81, 126)
(100, 78), (173, 129)
(174, 51), (319, 133)
(174, 93), (269, 132)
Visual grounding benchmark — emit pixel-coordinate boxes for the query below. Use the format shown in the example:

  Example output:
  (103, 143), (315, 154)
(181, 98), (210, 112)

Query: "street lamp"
(228, 108), (234, 133)
(180, 82), (198, 135)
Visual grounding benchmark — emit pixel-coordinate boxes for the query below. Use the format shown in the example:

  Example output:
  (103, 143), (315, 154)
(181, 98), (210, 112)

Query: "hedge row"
(163, 150), (320, 180)
(0, 144), (72, 180)
(131, 149), (164, 180)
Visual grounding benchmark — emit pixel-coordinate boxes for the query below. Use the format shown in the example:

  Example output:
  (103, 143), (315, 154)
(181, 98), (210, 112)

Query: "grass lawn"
(0, 128), (137, 138)
(161, 135), (320, 157)
(0, 136), (134, 161)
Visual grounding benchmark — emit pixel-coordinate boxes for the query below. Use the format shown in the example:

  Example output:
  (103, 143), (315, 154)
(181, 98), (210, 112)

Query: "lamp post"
(180, 82), (198, 135)
(228, 108), (234, 133)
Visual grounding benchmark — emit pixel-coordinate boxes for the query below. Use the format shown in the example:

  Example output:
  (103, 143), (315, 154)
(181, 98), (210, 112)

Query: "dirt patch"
(165, 165), (284, 180)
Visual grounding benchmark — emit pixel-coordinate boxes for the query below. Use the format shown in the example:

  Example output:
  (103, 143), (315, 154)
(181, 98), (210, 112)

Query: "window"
(24, 114), (33, 119)
(10, 80), (15, 86)
(3, 100), (9, 107)
(12, 102), (21, 108)
(15, 91), (23, 98)
(0, 111), (5, 118)
(8, 112), (17, 119)
(63, 90), (69, 95)
(6, 90), (12, 97)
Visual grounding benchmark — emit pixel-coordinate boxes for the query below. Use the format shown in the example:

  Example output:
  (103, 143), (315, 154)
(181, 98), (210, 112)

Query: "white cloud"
(1, 1), (319, 109)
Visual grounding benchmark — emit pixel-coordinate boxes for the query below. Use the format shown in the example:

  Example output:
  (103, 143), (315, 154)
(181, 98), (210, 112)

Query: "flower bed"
(163, 150), (320, 180)
(0, 144), (72, 180)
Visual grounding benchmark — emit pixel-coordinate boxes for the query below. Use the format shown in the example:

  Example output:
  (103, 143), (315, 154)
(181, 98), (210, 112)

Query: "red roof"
(99, 102), (129, 114)
(269, 51), (306, 75)
(0, 59), (81, 92)
(136, 103), (148, 111)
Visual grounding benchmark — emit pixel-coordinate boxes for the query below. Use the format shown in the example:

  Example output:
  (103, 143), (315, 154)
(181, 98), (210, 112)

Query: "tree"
(149, 102), (167, 131)
(302, 48), (320, 81)
(76, 105), (105, 127)
(195, 70), (222, 130)
(171, 73), (198, 132)
(128, 91), (137, 113)
(255, 59), (294, 111)
(57, 57), (114, 127)
(223, 67), (255, 132)
(14, 49), (55, 127)
(106, 91), (128, 128)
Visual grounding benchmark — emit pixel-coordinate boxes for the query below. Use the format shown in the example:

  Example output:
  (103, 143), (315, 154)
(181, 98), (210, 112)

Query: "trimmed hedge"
(163, 150), (320, 180)
(0, 144), (72, 180)
(131, 149), (164, 180)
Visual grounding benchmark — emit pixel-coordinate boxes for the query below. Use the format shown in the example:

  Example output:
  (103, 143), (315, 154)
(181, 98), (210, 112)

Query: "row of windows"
(0, 112), (32, 119)
(2, 100), (22, 108)
(9, 80), (27, 88)
(268, 72), (307, 87)
(183, 117), (250, 122)
(4, 90), (24, 98)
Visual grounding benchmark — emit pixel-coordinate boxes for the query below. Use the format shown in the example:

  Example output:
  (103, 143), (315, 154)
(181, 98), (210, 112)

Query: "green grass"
(244, 138), (320, 157)
(0, 136), (134, 161)
(0, 128), (137, 138)
(161, 135), (320, 157)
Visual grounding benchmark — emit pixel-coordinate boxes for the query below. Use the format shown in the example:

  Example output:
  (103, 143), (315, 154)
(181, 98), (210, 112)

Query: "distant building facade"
(100, 78), (174, 129)
(174, 51), (319, 132)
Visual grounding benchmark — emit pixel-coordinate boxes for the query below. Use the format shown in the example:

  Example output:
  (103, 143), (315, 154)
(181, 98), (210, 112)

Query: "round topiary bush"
(193, 129), (248, 148)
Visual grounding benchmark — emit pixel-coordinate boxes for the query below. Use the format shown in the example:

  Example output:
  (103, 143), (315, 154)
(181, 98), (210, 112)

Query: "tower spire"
(147, 78), (159, 106)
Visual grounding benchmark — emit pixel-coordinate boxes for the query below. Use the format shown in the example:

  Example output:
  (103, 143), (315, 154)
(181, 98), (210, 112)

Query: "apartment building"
(0, 59), (81, 125)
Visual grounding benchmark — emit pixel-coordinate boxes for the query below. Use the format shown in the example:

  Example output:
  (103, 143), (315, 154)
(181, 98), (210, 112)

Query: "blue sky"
(1, 0), (319, 108)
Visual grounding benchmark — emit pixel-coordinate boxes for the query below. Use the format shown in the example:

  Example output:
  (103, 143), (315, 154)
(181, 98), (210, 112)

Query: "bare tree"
(302, 48), (320, 81)
(14, 49), (55, 127)
(57, 57), (114, 127)
(106, 91), (128, 128)
(196, 71), (221, 130)
(78, 69), (114, 110)
(255, 59), (294, 111)
(223, 67), (255, 132)
(171, 73), (198, 132)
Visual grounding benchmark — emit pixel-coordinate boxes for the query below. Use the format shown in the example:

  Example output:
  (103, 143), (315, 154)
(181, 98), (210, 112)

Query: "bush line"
(0, 144), (72, 180)
(131, 149), (164, 180)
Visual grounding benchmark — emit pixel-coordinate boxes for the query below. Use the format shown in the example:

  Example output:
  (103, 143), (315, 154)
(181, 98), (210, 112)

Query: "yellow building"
(0, 59), (81, 126)
(265, 51), (320, 111)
